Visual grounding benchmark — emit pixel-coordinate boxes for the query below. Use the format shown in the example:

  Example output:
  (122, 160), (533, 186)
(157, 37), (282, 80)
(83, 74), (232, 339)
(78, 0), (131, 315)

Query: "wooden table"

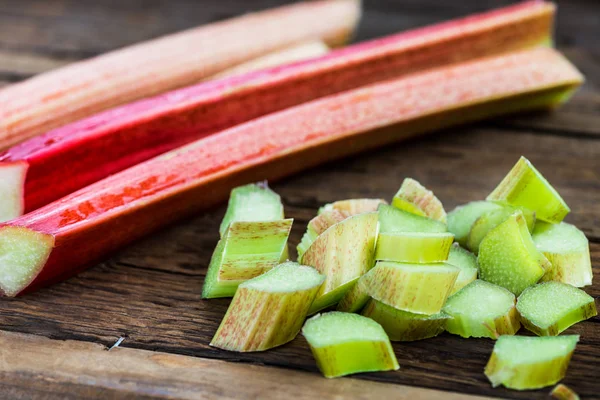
(0, 1), (598, 399)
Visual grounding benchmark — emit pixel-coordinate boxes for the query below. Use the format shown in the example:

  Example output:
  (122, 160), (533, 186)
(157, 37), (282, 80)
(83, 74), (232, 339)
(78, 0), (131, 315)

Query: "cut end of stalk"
(378, 204), (446, 234)
(551, 384), (580, 400)
(516, 281), (597, 336)
(219, 182), (284, 237)
(487, 156), (570, 223)
(443, 280), (519, 339)
(319, 198), (387, 216)
(375, 232), (454, 263)
(478, 211), (548, 296)
(392, 178), (447, 223)
(302, 311), (399, 378)
(202, 219), (293, 299)
(447, 201), (503, 246)
(485, 335), (579, 390)
(362, 299), (449, 341)
(0, 161), (28, 223)
(533, 222), (592, 287)
(242, 261), (325, 293)
(210, 262), (324, 352)
(366, 261), (459, 315)
(0, 226), (54, 297)
(447, 244), (478, 295)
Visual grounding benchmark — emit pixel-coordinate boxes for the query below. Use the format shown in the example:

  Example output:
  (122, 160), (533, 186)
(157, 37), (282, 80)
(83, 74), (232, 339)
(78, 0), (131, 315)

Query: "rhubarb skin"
(0, 1), (556, 216)
(208, 41), (329, 80)
(0, 48), (583, 296)
(0, 0), (361, 150)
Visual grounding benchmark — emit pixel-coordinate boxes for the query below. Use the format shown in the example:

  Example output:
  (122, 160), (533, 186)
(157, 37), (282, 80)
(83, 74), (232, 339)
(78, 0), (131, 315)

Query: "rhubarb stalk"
(0, 48), (583, 296)
(0, 1), (556, 221)
(0, 0), (360, 149)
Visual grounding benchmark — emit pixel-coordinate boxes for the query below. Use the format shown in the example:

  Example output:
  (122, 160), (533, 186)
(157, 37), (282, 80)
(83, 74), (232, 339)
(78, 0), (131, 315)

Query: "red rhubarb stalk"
(0, 48), (582, 297)
(0, 1), (555, 221)
(0, 0), (361, 149)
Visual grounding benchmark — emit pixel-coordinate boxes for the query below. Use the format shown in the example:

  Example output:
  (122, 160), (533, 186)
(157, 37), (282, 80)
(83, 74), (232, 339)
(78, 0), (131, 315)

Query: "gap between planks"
(0, 330), (491, 400)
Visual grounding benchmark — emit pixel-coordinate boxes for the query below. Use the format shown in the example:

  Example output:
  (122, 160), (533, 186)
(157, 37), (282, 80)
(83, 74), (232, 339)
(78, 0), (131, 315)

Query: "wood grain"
(0, 0), (598, 399)
(0, 331), (490, 400)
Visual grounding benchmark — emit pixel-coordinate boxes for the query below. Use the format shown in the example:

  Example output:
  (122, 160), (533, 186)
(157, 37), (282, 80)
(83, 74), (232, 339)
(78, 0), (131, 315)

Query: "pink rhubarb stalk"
(0, 1), (555, 221)
(0, 47), (582, 296)
(0, 0), (361, 149)
(208, 41), (330, 80)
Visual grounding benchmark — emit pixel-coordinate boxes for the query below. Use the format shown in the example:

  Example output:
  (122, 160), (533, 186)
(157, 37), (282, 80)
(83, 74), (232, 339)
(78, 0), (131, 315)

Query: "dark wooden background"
(0, 1), (598, 399)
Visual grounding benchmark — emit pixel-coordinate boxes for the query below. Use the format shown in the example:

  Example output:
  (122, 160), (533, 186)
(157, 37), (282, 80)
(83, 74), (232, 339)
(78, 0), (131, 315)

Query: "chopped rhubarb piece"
(366, 262), (459, 315)
(516, 282), (597, 336)
(551, 384), (580, 400)
(302, 213), (378, 314)
(0, 48), (583, 296)
(336, 271), (372, 313)
(201, 219), (293, 299)
(319, 198), (387, 215)
(443, 280), (520, 339)
(0, 0), (360, 149)
(447, 201), (503, 246)
(218, 182), (284, 237)
(466, 204), (535, 254)
(210, 262), (324, 352)
(378, 204), (447, 234)
(446, 244), (478, 294)
(478, 211), (551, 295)
(203, 182), (291, 298)
(487, 156), (570, 223)
(362, 299), (450, 341)
(392, 178), (447, 223)
(485, 335), (579, 390)
(375, 232), (454, 263)
(533, 222), (593, 287)
(297, 209), (350, 261)
(302, 312), (399, 378)
(0, 1), (557, 218)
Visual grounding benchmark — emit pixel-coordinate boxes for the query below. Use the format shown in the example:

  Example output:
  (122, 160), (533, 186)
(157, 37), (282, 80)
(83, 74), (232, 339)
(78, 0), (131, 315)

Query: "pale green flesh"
(362, 299), (449, 341)
(446, 244), (478, 294)
(487, 157), (570, 223)
(378, 204), (446, 234)
(242, 262), (324, 293)
(0, 163), (26, 223)
(308, 278), (358, 315)
(443, 280), (516, 339)
(533, 222), (592, 287)
(219, 182), (284, 237)
(478, 212), (546, 296)
(0, 227), (54, 297)
(201, 219), (292, 299)
(516, 282), (597, 335)
(492, 334), (579, 368)
(467, 205), (535, 254)
(486, 335), (579, 390)
(447, 201), (503, 246)
(375, 232), (454, 263)
(302, 312), (399, 378)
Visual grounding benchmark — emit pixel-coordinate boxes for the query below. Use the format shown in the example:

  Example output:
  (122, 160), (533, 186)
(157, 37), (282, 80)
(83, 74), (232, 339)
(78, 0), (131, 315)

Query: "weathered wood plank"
(0, 126), (597, 399)
(0, 0), (598, 56)
(0, 331), (489, 400)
